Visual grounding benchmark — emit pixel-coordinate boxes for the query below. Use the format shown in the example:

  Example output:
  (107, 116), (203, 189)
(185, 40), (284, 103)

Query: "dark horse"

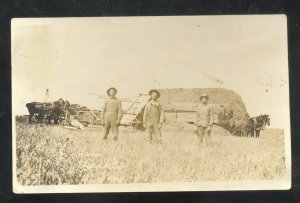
(25, 102), (47, 123)
(49, 98), (70, 124)
(26, 98), (70, 124)
(247, 114), (270, 138)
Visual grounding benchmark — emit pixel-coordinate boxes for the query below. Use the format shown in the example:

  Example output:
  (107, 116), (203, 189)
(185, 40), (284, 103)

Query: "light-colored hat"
(106, 87), (117, 96)
(200, 93), (209, 100)
(149, 89), (161, 98)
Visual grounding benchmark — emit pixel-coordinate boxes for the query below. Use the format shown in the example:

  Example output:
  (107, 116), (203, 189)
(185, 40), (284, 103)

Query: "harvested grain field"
(16, 119), (286, 185)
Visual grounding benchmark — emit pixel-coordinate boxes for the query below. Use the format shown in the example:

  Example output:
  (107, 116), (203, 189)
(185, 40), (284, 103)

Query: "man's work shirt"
(143, 100), (164, 125)
(102, 97), (122, 122)
(196, 103), (213, 127)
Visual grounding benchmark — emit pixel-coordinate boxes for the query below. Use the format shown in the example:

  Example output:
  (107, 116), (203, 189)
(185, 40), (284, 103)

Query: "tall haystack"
(158, 88), (248, 122)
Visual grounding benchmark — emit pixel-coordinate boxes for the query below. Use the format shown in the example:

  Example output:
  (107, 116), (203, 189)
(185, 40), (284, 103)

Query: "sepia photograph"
(11, 15), (291, 193)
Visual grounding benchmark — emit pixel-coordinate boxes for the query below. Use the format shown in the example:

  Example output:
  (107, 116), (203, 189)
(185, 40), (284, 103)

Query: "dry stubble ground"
(16, 119), (286, 185)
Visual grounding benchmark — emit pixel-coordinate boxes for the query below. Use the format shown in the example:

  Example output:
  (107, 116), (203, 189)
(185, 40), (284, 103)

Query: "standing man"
(102, 87), (122, 141)
(195, 94), (214, 147)
(143, 89), (164, 144)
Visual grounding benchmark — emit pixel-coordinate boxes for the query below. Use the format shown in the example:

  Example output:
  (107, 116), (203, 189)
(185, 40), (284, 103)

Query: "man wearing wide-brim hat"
(195, 93), (213, 147)
(101, 87), (122, 141)
(143, 89), (164, 144)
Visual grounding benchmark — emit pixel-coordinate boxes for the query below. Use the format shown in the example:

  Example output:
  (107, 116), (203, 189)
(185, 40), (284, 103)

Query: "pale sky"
(11, 15), (289, 128)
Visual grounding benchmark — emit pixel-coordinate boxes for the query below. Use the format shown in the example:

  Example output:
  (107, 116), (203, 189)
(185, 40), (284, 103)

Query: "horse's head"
(53, 98), (69, 113)
(263, 114), (270, 126)
(65, 100), (71, 107)
(257, 114), (270, 127)
(54, 98), (69, 106)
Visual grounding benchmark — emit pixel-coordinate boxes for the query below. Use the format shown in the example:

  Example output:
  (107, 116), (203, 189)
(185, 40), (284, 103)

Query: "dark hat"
(149, 89), (160, 98)
(200, 93), (209, 100)
(106, 87), (117, 96)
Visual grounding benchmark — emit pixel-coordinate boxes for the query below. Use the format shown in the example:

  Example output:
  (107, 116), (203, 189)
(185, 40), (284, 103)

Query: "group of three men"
(101, 87), (213, 145)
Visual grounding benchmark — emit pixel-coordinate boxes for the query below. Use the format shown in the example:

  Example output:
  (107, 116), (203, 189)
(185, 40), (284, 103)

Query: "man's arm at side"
(143, 104), (148, 125)
(159, 106), (165, 124)
(101, 100), (107, 123)
(195, 108), (200, 126)
(209, 105), (214, 126)
(117, 100), (122, 123)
